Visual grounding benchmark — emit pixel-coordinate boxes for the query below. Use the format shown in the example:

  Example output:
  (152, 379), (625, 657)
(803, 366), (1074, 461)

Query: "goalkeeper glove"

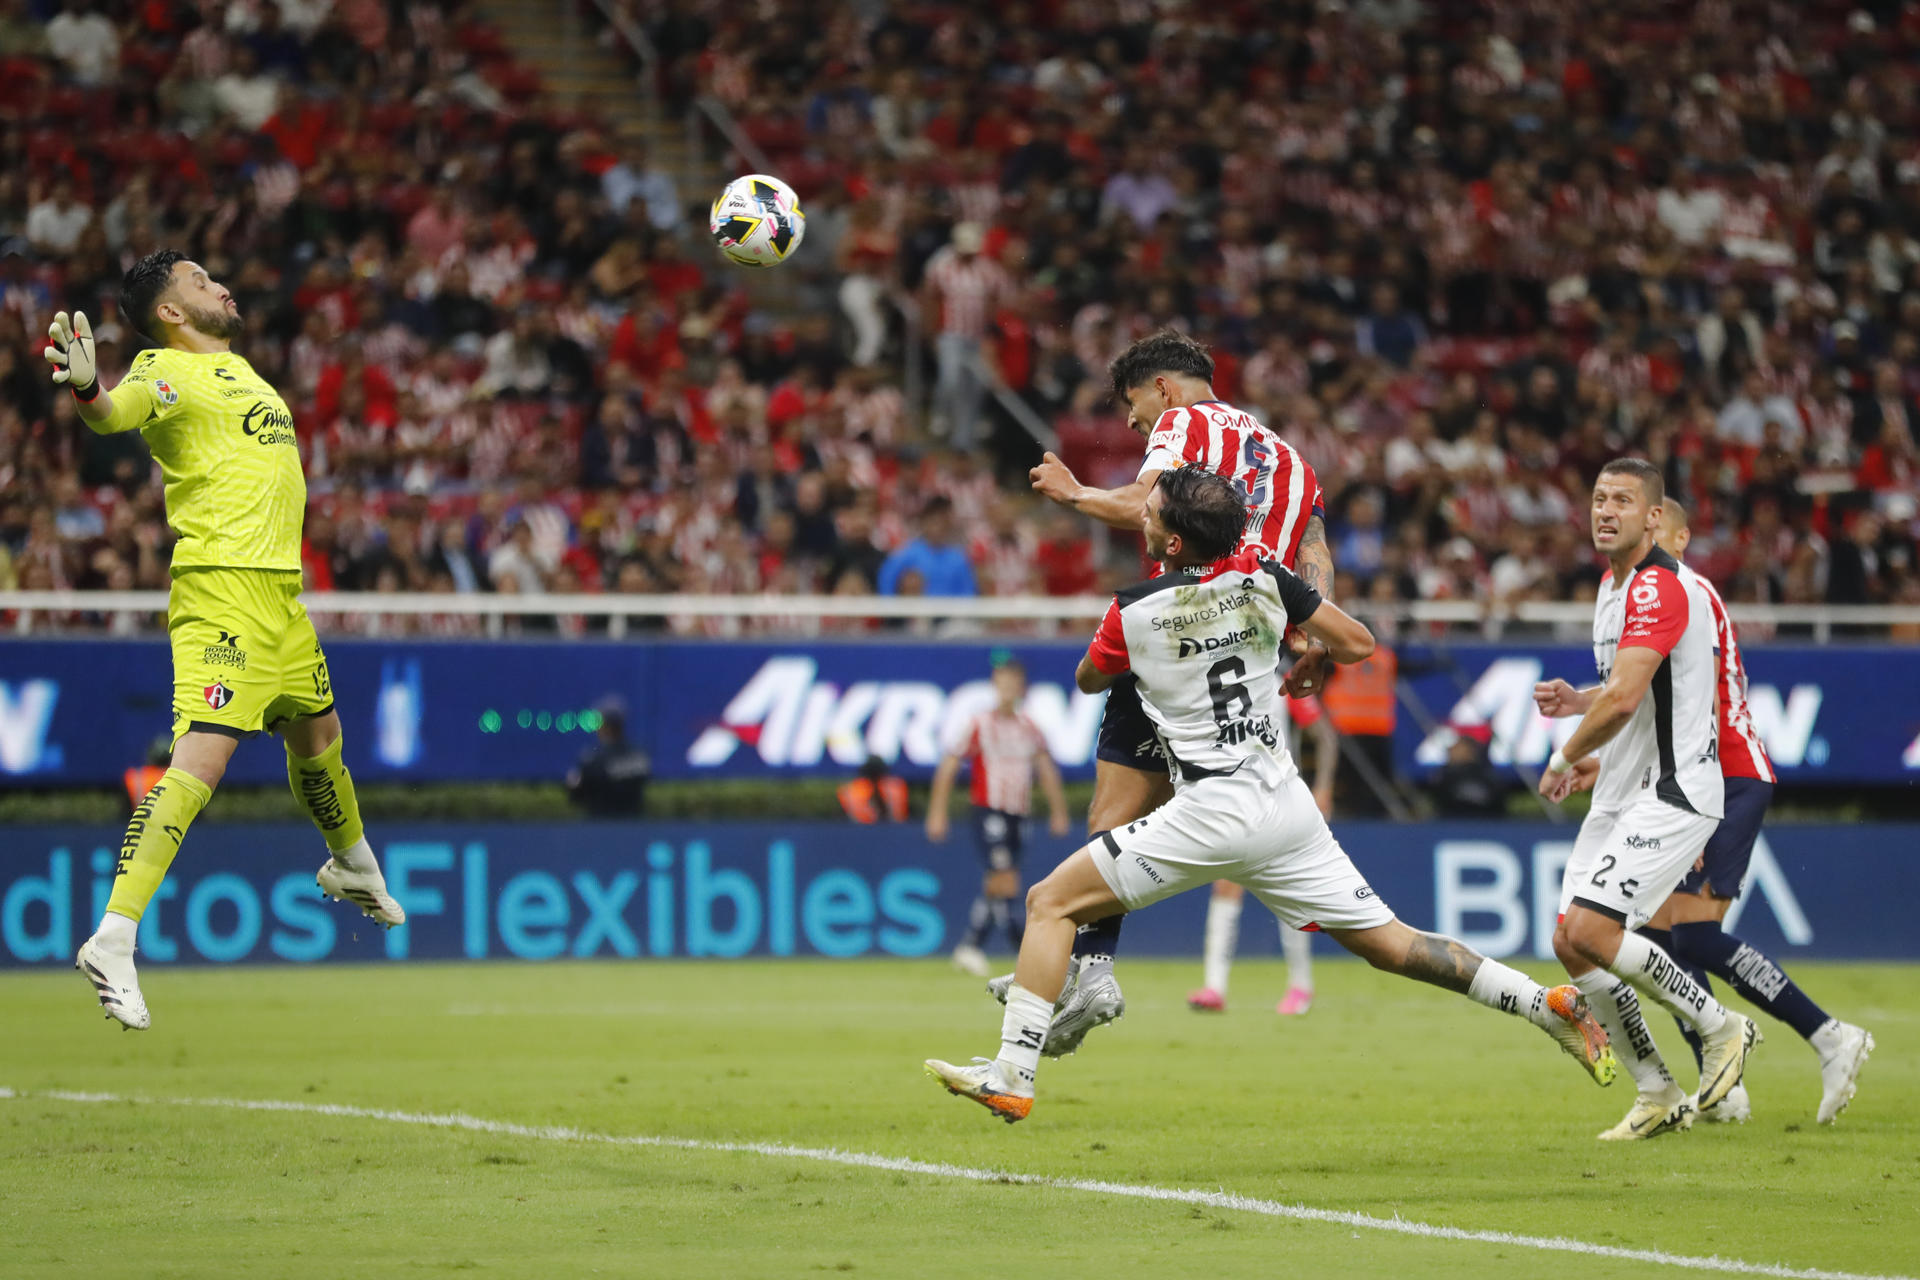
(46, 309), (98, 400)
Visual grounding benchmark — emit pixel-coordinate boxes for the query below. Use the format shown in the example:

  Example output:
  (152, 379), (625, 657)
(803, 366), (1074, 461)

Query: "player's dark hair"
(120, 249), (188, 342)
(1108, 329), (1215, 400)
(1598, 457), (1665, 505)
(1155, 464), (1247, 563)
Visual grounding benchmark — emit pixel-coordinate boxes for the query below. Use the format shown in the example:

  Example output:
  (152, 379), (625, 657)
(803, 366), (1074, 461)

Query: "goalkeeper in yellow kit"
(46, 250), (404, 1030)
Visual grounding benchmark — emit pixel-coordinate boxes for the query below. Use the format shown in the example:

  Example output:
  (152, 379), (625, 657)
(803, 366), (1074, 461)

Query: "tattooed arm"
(1284, 515), (1336, 696)
(1294, 514), (1334, 601)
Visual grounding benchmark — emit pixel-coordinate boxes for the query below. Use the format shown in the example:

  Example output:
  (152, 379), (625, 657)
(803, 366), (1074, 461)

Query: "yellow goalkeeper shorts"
(168, 567), (334, 742)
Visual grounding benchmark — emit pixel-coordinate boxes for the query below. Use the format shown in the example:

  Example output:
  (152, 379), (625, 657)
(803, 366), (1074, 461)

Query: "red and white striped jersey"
(1137, 401), (1325, 567)
(958, 708), (1050, 815)
(923, 247), (1010, 339)
(1697, 572), (1777, 783)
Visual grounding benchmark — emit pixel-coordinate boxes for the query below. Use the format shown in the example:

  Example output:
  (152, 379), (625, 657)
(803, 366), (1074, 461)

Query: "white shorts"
(1093, 771), (1395, 933)
(1559, 796), (1721, 930)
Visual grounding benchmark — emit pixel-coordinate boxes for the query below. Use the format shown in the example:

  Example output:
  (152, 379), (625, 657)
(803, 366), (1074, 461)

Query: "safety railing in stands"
(970, 343), (1060, 451)
(581, 0), (661, 124)
(895, 294), (925, 422)
(4, 592), (1918, 644)
(888, 294), (1059, 453)
(688, 93), (773, 176)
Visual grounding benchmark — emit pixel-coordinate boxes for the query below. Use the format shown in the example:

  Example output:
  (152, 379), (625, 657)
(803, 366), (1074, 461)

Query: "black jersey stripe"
(1113, 572), (1197, 607)
(1649, 652), (1698, 814)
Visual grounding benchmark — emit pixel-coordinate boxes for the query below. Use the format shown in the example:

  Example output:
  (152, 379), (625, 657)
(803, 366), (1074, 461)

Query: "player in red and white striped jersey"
(1129, 344), (1329, 1018)
(1134, 397), (1324, 565)
(927, 658), (1072, 979)
(1018, 331), (1336, 1050)
(1699, 563), (1775, 786)
(1643, 501), (1871, 1124)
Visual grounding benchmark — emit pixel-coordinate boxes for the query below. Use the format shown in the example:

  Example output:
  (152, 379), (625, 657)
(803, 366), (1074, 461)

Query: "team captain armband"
(1619, 566), (1688, 654)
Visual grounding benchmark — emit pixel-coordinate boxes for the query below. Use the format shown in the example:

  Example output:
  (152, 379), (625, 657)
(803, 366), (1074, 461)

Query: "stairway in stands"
(472, 0), (813, 316)
(469, 0), (717, 225)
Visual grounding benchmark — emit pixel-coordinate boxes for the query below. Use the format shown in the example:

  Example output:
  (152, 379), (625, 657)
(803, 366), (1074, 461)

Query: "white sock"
(1202, 893), (1242, 995)
(1281, 926), (1314, 992)
(331, 836), (377, 874)
(95, 911), (137, 952)
(1465, 958), (1549, 1027)
(1612, 930), (1728, 1036)
(996, 983), (1051, 1087)
(1574, 967), (1674, 1094)
(1809, 1018), (1844, 1057)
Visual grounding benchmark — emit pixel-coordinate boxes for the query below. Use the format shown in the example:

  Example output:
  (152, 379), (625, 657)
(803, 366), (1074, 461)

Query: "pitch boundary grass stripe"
(2, 1086), (1907, 1280)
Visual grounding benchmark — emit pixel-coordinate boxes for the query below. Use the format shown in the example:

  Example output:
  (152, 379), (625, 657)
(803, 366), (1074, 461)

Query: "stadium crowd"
(3, 0), (1920, 636)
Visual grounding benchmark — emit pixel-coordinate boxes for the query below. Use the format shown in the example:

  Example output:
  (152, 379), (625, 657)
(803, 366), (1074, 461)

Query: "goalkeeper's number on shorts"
(46, 309), (100, 401)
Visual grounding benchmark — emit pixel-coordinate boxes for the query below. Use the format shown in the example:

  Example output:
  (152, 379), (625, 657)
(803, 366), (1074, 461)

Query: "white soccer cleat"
(950, 944), (990, 977)
(75, 935), (151, 1030)
(991, 966), (1079, 1007)
(1696, 1011), (1761, 1111)
(987, 966), (1116, 1058)
(1699, 1082), (1750, 1124)
(1812, 1020), (1873, 1124)
(924, 1056), (1032, 1124)
(1044, 965), (1123, 1057)
(316, 857), (406, 927)
(1597, 1085), (1694, 1140)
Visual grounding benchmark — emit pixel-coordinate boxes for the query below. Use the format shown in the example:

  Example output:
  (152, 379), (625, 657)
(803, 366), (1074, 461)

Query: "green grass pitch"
(2, 957), (1915, 1280)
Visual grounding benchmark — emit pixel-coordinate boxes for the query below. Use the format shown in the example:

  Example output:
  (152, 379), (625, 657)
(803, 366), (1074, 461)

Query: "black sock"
(961, 897), (990, 949)
(1637, 926), (1706, 1068)
(1071, 913), (1124, 962)
(1671, 920), (1831, 1040)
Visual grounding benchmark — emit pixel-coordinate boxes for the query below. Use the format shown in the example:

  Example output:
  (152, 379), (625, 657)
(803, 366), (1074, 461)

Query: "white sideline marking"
(1, 1086), (1908, 1280)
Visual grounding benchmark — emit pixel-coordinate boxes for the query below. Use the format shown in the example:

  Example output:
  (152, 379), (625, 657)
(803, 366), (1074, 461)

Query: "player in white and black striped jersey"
(1537, 459), (1761, 1140)
(1548, 499), (1873, 1126)
(925, 467), (1616, 1125)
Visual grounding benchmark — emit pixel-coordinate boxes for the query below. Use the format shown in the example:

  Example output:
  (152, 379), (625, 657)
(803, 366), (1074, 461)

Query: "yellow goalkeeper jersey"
(100, 347), (306, 573)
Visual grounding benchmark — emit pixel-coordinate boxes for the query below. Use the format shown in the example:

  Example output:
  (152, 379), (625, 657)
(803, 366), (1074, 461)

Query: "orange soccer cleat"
(924, 1057), (1033, 1124)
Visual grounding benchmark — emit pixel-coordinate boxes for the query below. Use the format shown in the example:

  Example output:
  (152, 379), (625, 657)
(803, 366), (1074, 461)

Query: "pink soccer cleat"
(1275, 987), (1314, 1016)
(1186, 986), (1225, 1011)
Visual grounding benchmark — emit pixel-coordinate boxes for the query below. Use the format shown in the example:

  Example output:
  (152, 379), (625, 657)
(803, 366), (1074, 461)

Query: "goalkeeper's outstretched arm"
(45, 310), (153, 434)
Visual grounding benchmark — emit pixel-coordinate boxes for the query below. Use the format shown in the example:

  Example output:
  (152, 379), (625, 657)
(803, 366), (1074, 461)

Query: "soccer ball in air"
(709, 174), (806, 267)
